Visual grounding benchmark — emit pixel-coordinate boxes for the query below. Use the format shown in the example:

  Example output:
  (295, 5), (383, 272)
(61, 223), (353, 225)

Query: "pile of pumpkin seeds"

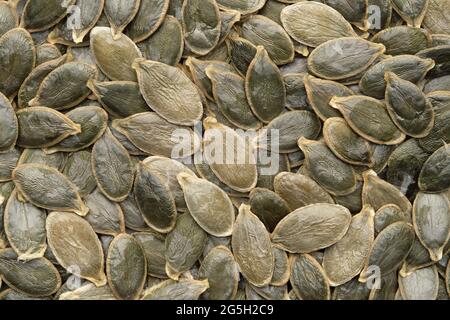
(0, 0), (449, 300)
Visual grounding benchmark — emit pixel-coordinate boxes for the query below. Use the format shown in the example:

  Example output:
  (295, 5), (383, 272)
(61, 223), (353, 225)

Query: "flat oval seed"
(359, 55), (435, 99)
(413, 192), (450, 261)
(375, 204), (409, 234)
(137, 15), (183, 66)
(391, 0), (429, 28)
(304, 75), (353, 121)
(419, 144), (450, 193)
(323, 117), (373, 166)
(0, 92), (18, 152)
(112, 112), (199, 158)
(232, 205), (273, 287)
(323, 205), (375, 286)
(92, 128), (134, 202)
(371, 26), (431, 55)
(12, 164), (88, 215)
(134, 232), (166, 278)
(16, 107), (81, 148)
(298, 138), (357, 196)
(290, 254), (330, 300)
(258, 111), (321, 153)
(0, 1), (17, 37)
(182, 0), (220, 56)
(0, 148), (20, 182)
(245, 46), (286, 123)
(62, 151), (97, 197)
(125, 0), (169, 42)
(20, 0), (74, 32)
(423, 0), (450, 34)
(85, 189), (126, 235)
(280, 2), (357, 47)
(46, 211), (107, 286)
(35, 44), (61, 66)
(359, 221), (415, 281)
(241, 15), (294, 65)
(0, 28), (35, 98)
(4, 190), (47, 261)
(332, 276), (371, 300)
(272, 203), (352, 253)
(283, 73), (309, 111)
(205, 68), (261, 130)
(274, 172), (335, 211)
(104, 0), (140, 37)
(400, 238), (434, 277)
(308, 37), (385, 80)
(0, 248), (61, 297)
(90, 26), (142, 81)
(134, 162), (177, 233)
(227, 36), (257, 77)
(29, 62), (98, 110)
(330, 95), (405, 145)
(385, 72), (435, 138)
(133, 59), (203, 126)
(107, 234), (147, 300)
(18, 148), (66, 171)
(165, 212), (207, 276)
(120, 191), (149, 231)
(178, 173), (234, 237)
(71, 0), (104, 43)
(59, 283), (116, 300)
(322, 0), (368, 29)
(198, 245), (239, 300)
(141, 279), (209, 300)
(271, 245), (290, 286)
(362, 170), (412, 215)
(399, 266), (439, 300)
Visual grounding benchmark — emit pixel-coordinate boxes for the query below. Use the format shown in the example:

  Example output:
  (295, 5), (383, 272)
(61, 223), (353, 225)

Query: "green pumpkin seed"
(134, 162), (177, 233)
(255, 149), (290, 191)
(215, 0), (265, 15)
(106, 233), (147, 300)
(280, 2), (357, 48)
(274, 172), (334, 211)
(0, 28), (35, 98)
(298, 138), (357, 196)
(0, 248), (61, 296)
(92, 128), (134, 202)
(308, 37), (385, 80)
(330, 95), (405, 145)
(372, 26), (431, 55)
(70, 0), (104, 43)
(18, 53), (69, 109)
(332, 276), (371, 300)
(424, 75), (450, 93)
(125, 0), (169, 42)
(423, 0), (450, 34)
(399, 265), (439, 300)
(178, 173), (234, 237)
(217, 9), (240, 45)
(119, 191), (149, 231)
(258, 111), (321, 153)
(12, 164), (88, 215)
(359, 55), (435, 99)
(59, 283), (116, 300)
(110, 125), (147, 156)
(88, 80), (149, 118)
(400, 238), (434, 277)
(0, 148), (20, 182)
(165, 212), (207, 277)
(413, 192), (450, 261)
(369, 272), (399, 300)
(205, 67), (261, 130)
(419, 144), (450, 193)
(270, 245), (290, 286)
(260, 0), (286, 25)
(46, 211), (106, 286)
(374, 204), (409, 234)
(137, 15), (183, 66)
(133, 58), (203, 126)
(4, 190), (47, 261)
(18, 148), (66, 171)
(62, 151), (97, 197)
(227, 36), (257, 76)
(112, 112), (199, 158)
(359, 221), (414, 281)
(272, 203), (351, 253)
(198, 245), (239, 300)
(323, 205), (375, 286)
(249, 187), (290, 233)
(134, 232), (167, 278)
(90, 26), (142, 81)
(0, 1), (17, 37)
(290, 253), (330, 300)
(245, 46), (285, 123)
(323, 117), (373, 166)
(362, 170), (412, 214)
(141, 278), (209, 300)
(0, 92), (18, 152)
(84, 189), (125, 235)
(0, 288), (51, 300)
(333, 180), (363, 214)
(370, 143), (396, 173)
(35, 43), (61, 66)
(104, 0), (140, 37)
(283, 73), (309, 111)
(20, 0), (74, 32)
(322, 0), (368, 30)
(390, 0), (430, 28)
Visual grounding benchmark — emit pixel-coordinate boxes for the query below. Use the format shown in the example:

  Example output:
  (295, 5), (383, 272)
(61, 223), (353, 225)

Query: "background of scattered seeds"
(0, 0), (449, 300)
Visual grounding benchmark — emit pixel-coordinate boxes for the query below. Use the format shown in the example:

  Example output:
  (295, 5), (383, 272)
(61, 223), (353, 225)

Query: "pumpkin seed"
(400, 238), (434, 276)
(59, 283), (116, 300)
(141, 278), (209, 300)
(423, 0), (450, 34)
(332, 276), (371, 300)
(283, 73), (309, 111)
(62, 151), (96, 197)
(134, 231), (167, 278)
(0, 1), (17, 37)
(419, 144), (450, 193)
(227, 36), (257, 76)
(104, 0), (140, 38)
(215, 0), (265, 15)
(106, 233), (147, 300)
(390, 0), (430, 28)
(372, 26), (431, 55)
(272, 203), (351, 253)
(367, 0), (392, 30)
(35, 44), (61, 66)
(0, 92), (18, 152)
(322, 0), (368, 30)
(20, 0), (74, 32)
(399, 265), (439, 300)
(0, 148), (20, 182)
(375, 204), (409, 234)
(369, 272), (399, 300)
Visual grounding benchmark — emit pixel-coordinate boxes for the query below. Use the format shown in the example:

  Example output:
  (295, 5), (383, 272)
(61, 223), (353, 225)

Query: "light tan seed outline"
(104, 0), (140, 39)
